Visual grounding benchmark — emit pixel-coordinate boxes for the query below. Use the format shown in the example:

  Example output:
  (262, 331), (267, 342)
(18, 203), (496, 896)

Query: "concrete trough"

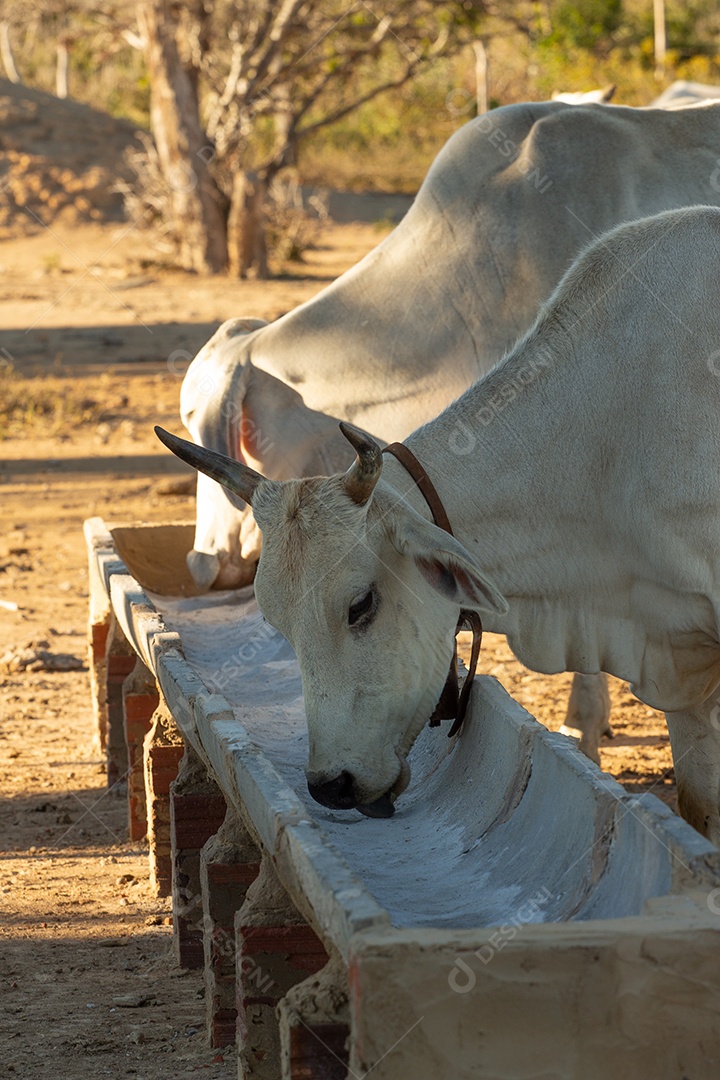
(85, 519), (720, 1079)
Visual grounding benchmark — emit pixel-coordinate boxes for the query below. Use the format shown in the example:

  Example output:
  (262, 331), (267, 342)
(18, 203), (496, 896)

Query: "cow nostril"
(307, 771), (358, 810)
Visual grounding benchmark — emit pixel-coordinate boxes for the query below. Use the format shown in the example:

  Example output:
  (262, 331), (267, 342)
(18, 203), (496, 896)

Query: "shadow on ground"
(4, 321), (224, 376)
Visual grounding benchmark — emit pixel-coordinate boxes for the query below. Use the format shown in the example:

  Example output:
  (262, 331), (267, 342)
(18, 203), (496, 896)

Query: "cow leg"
(559, 672), (612, 765)
(665, 701), (720, 845)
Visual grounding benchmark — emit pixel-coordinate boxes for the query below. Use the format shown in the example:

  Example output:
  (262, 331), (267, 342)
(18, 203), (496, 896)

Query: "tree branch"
(294, 59), (424, 140)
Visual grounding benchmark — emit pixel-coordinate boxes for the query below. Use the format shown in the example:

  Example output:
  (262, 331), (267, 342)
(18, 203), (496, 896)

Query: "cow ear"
(390, 515), (508, 615)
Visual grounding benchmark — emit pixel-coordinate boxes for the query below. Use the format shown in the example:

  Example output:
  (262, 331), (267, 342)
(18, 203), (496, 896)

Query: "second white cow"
(185, 99), (720, 591)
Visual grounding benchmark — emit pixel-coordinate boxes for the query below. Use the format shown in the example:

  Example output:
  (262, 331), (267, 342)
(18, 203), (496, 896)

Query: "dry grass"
(0, 369), (110, 438)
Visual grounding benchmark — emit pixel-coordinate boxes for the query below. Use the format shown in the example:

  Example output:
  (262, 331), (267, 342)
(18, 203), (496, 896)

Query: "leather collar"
(382, 442), (483, 738)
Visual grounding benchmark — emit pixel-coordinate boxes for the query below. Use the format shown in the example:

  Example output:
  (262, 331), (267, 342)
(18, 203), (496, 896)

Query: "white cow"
(184, 99), (720, 593)
(182, 318), (359, 590)
(160, 206), (720, 844)
(651, 80), (720, 109)
(551, 85), (615, 104)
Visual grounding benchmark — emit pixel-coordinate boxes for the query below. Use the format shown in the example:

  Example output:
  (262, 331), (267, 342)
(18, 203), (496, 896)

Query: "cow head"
(180, 318), (355, 591)
(156, 423), (507, 816)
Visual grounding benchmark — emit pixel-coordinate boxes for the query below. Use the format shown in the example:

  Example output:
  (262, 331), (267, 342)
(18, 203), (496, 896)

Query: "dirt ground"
(0, 220), (675, 1080)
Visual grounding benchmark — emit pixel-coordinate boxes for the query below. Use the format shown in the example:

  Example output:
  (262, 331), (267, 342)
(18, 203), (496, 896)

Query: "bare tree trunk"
(56, 42), (69, 98)
(0, 22), (20, 83)
(139, 0), (228, 274)
(227, 171), (268, 279)
(653, 0), (666, 80)
(473, 40), (488, 116)
(227, 88), (294, 279)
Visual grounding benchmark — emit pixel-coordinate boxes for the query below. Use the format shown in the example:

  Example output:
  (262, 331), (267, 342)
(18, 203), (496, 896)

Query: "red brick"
(172, 794), (227, 848)
(174, 916), (204, 969)
(206, 861), (260, 888)
(210, 1008), (238, 1047)
(238, 925), (327, 1018)
(153, 775), (180, 796)
(91, 623), (109, 660)
(241, 925), (327, 961)
(287, 1022), (349, 1080)
(150, 745), (184, 767)
(107, 654), (136, 678)
(125, 692), (159, 720)
(147, 746), (183, 795)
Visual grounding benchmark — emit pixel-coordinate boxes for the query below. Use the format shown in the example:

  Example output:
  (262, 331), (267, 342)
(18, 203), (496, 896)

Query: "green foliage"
(299, 56), (467, 193)
(1, 3), (150, 127)
(632, 0), (720, 61)
(545, 0), (623, 54)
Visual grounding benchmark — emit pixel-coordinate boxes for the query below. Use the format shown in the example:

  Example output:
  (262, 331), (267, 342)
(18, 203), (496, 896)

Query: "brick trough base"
(171, 778), (228, 969)
(105, 618), (136, 789)
(236, 857), (328, 1079)
(122, 660), (160, 841)
(144, 704), (184, 897)
(201, 811), (261, 1048)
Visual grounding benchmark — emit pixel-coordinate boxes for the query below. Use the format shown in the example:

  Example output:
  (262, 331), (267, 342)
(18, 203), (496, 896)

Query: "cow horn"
(154, 426), (264, 505)
(339, 422), (383, 505)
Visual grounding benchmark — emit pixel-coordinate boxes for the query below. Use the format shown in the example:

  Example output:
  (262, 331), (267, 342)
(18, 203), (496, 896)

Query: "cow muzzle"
(307, 770), (360, 810)
(306, 755), (411, 819)
(186, 549), (257, 591)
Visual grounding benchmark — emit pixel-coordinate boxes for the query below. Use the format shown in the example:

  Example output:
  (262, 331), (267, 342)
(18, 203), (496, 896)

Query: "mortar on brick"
(236, 856), (327, 1080)
(278, 956), (350, 1080)
(201, 808), (261, 1047)
(144, 702), (184, 897)
(170, 744), (228, 969)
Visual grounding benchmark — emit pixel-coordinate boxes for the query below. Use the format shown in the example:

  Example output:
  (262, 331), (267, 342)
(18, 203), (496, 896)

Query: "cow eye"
(348, 589), (375, 628)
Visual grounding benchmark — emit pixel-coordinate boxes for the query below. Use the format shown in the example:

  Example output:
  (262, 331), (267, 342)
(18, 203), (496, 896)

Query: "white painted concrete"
(149, 586), (720, 930)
